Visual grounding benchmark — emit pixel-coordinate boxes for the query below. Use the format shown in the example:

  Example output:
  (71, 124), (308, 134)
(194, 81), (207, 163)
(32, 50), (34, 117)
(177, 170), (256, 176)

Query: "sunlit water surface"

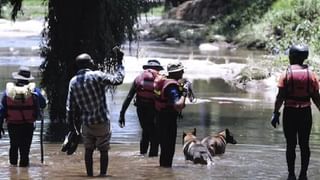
(0, 33), (320, 180)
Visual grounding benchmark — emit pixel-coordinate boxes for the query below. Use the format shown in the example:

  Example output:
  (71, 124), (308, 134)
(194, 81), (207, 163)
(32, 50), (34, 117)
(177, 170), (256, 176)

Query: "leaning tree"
(4, 0), (161, 140)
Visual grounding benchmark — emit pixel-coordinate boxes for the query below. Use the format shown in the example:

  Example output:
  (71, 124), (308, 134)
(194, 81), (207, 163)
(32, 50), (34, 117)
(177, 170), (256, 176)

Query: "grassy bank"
(220, 0), (320, 53)
(204, 0), (320, 72)
(0, 0), (45, 20)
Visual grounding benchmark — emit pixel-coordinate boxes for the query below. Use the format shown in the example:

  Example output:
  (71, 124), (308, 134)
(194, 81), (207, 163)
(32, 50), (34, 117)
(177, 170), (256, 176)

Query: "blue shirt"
(0, 86), (47, 125)
(166, 84), (181, 104)
(66, 66), (124, 126)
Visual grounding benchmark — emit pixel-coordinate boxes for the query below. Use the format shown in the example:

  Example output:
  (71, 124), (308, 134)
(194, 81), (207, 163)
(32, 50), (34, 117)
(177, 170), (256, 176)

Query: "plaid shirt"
(66, 66), (124, 126)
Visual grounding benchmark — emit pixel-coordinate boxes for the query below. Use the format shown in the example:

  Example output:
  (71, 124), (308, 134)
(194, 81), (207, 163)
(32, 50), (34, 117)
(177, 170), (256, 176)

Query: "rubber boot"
(85, 149), (94, 177)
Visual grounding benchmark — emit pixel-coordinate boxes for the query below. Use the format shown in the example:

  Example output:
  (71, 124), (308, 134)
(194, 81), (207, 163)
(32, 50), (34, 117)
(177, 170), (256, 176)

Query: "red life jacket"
(284, 65), (312, 108)
(134, 69), (159, 104)
(154, 77), (181, 111)
(6, 82), (36, 124)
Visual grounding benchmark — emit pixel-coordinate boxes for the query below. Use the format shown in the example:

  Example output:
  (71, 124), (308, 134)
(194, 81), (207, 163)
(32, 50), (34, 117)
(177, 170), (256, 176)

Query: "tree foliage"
(3, 0), (161, 129)
(39, 0), (161, 124)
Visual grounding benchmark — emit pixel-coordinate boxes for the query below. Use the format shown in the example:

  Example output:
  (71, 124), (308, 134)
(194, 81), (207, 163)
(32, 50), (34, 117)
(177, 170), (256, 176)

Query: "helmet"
(289, 44), (309, 65)
(75, 53), (94, 70)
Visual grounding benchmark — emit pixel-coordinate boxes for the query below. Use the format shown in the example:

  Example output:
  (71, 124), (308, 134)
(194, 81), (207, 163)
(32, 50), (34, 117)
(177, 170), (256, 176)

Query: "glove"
(0, 127), (4, 139)
(271, 112), (280, 128)
(118, 113), (125, 128)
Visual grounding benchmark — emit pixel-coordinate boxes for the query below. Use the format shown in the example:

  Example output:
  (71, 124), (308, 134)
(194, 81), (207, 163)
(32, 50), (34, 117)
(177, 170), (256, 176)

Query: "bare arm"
(120, 82), (136, 115)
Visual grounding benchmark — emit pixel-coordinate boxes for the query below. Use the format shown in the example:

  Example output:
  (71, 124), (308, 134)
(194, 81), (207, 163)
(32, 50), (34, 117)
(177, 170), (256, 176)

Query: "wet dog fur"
(182, 128), (212, 165)
(200, 128), (237, 157)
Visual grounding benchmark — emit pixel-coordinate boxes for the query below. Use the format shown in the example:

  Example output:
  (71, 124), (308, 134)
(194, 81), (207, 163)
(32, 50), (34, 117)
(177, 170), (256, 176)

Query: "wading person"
(0, 66), (46, 167)
(119, 59), (163, 157)
(271, 44), (320, 180)
(66, 53), (124, 177)
(154, 62), (190, 167)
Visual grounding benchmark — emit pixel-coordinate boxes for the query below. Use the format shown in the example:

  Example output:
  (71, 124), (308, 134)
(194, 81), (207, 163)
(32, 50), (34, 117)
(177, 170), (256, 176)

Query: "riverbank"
(0, 18), (279, 96)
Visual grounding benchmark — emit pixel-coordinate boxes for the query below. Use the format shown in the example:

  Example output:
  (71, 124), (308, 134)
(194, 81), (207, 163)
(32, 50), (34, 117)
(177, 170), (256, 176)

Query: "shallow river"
(1, 24), (320, 179)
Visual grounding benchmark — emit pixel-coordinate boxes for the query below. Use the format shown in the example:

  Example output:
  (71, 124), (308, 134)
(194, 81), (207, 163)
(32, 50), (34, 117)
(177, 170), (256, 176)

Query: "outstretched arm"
(119, 82), (136, 128)
(101, 65), (125, 86)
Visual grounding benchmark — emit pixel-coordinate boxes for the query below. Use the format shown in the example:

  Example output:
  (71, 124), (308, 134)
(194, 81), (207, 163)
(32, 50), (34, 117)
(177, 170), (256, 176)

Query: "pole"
(40, 109), (44, 163)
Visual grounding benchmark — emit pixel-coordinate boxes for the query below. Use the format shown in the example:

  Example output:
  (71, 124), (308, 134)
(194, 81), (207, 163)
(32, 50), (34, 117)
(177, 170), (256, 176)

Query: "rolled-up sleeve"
(101, 65), (125, 86)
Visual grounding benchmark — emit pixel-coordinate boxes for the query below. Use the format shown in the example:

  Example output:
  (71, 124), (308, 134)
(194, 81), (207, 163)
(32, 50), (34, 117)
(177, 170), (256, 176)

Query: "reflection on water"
(1, 46), (320, 179)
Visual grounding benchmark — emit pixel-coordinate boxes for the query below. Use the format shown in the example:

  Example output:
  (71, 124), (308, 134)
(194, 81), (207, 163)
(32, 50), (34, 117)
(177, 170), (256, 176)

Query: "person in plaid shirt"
(66, 53), (124, 177)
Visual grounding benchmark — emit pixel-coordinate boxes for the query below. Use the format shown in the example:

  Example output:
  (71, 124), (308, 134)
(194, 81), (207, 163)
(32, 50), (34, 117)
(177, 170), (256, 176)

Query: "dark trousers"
(155, 110), (178, 167)
(7, 123), (34, 166)
(283, 106), (312, 176)
(136, 105), (159, 156)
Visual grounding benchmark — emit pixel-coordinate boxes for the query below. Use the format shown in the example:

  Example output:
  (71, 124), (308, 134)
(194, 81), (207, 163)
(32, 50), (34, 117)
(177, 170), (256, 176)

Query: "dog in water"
(182, 128), (212, 165)
(201, 128), (237, 157)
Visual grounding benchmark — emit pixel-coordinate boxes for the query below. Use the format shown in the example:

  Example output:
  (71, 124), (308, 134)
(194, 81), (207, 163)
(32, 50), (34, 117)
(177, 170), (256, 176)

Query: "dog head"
(223, 128), (237, 144)
(182, 128), (197, 144)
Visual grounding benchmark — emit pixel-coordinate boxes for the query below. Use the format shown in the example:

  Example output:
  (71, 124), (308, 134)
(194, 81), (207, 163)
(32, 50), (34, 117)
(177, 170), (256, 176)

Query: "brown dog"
(201, 128), (237, 157)
(182, 128), (212, 165)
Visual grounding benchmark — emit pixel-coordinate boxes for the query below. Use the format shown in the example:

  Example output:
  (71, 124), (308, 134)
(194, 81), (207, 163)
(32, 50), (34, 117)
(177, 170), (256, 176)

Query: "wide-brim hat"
(167, 62), (184, 73)
(12, 66), (34, 81)
(142, 59), (164, 71)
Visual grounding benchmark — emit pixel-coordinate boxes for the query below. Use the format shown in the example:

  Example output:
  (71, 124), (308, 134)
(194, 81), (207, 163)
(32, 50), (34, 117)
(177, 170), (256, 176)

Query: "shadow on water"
(1, 41), (320, 179)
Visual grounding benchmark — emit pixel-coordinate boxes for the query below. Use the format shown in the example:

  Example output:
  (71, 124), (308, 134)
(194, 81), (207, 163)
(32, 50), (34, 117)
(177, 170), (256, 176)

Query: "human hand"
(182, 81), (191, 97)
(118, 114), (125, 128)
(112, 46), (124, 65)
(271, 112), (280, 128)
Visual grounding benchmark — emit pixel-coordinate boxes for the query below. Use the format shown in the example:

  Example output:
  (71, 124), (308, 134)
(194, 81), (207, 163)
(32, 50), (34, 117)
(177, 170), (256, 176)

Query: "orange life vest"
(154, 77), (181, 111)
(284, 65), (312, 108)
(134, 69), (159, 104)
(5, 82), (36, 124)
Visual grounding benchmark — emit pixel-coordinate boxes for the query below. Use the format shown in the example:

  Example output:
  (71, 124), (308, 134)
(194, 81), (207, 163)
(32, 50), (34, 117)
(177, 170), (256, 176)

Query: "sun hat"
(167, 62), (184, 73)
(12, 66), (34, 81)
(142, 59), (164, 71)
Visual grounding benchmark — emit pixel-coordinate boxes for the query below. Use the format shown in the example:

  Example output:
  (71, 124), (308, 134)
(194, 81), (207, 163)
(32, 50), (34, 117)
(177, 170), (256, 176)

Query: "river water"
(1, 20), (320, 180)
